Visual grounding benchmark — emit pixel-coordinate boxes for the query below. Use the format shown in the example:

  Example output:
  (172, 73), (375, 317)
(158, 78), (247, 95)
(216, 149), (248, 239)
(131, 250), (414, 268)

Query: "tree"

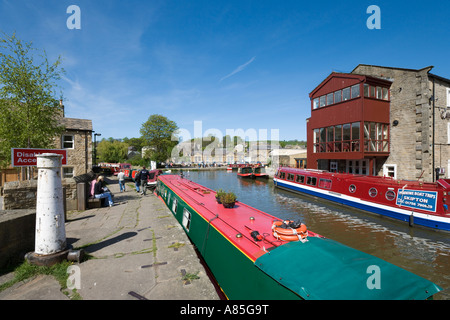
(0, 32), (65, 168)
(96, 138), (128, 163)
(140, 114), (178, 163)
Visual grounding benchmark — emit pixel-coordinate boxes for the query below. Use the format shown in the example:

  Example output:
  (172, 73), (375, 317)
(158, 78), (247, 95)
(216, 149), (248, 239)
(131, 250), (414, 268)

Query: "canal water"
(182, 169), (450, 300)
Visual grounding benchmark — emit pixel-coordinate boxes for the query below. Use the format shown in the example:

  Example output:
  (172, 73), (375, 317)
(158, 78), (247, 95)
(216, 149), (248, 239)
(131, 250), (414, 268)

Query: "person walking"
(118, 170), (126, 192)
(139, 166), (151, 195)
(134, 169), (141, 193)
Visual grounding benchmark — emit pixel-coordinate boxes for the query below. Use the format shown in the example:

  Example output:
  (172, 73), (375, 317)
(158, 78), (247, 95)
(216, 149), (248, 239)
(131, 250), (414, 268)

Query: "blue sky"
(1, 0), (450, 141)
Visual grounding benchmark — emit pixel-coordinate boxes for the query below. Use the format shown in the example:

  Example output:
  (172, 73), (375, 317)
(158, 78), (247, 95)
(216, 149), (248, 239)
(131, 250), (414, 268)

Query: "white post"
(34, 153), (66, 255)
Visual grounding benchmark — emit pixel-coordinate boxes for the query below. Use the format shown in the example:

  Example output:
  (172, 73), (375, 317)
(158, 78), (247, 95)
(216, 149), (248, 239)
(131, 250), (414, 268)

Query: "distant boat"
(237, 166), (254, 179)
(274, 167), (450, 232)
(253, 166), (269, 179)
(157, 174), (442, 300)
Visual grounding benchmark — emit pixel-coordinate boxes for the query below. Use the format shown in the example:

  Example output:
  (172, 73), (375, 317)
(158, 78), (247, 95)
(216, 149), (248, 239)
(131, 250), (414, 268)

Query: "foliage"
(220, 191), (237, 204)
(139, 114), (178, 163)
(0, 32), (65, 167)
(96, 138), (128, 163)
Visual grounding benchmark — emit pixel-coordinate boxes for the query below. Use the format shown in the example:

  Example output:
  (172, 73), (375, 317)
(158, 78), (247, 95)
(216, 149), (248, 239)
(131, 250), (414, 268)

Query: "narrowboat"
(253, 166), (269, 179)
(237, 166), (254, 179)
(157, 174), (442, 300)
(273, 167), (450, 232)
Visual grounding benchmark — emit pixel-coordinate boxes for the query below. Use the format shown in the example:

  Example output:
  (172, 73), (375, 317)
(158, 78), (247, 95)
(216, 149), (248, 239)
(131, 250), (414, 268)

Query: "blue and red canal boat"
(157, 174), (442, 299)
(274, 167), (450, 232)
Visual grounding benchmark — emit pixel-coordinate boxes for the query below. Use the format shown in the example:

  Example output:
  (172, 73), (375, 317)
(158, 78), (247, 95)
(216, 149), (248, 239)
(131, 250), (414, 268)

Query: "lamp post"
(94, 132), (101, 165)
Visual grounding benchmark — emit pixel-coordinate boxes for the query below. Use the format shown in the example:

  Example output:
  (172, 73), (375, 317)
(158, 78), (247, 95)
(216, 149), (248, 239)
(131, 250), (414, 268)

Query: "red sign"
(11, 148), (67, 167)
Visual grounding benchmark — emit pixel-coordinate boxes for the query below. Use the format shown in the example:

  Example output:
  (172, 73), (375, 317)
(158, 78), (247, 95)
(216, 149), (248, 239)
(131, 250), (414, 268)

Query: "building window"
(382, 88), (389, 100)
(351, 84), (360, 99)
(334, 90), (342, 103)
(62, 135), (74, 149)
(383, 164), (397, 179)
(326, 93), (334, 105)
(364, 122), (389, 152)
(63, 167), (74, 178)
(447, 88), (450, 107)
(319, 96), (326, 107)
(313, 98), (319, 109)
(343, 87), (350, 101)
(364, 84), (370, 97)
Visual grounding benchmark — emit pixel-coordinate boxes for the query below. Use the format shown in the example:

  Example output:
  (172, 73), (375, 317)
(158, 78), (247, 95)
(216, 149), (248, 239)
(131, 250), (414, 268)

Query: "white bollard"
(34, 153), (67, 255)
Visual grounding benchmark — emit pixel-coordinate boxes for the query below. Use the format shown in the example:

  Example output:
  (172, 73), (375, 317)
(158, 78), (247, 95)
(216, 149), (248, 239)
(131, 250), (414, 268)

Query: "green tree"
(0, 32), (65, 168)
(96, 138), (128, 163)
(140, 114), (178, 163)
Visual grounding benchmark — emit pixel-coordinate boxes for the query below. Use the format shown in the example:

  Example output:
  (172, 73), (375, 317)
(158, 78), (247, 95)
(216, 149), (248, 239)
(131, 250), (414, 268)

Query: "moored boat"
(237, 166), (254, 179)
(273, 167), (450, 232)
(253, 166), (269, 179)
(157, 174), (442, 299)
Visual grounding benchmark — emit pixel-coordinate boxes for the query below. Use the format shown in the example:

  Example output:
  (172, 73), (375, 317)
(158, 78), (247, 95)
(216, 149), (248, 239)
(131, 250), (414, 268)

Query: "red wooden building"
(306, 72), (392, 175)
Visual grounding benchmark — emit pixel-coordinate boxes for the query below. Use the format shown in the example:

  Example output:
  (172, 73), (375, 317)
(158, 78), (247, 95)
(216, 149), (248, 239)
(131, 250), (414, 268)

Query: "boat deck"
(162, 175), (321, 262)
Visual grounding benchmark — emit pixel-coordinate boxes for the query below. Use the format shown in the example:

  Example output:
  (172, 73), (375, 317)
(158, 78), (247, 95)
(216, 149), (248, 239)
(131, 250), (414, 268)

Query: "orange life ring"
(272, 220), (308, 242)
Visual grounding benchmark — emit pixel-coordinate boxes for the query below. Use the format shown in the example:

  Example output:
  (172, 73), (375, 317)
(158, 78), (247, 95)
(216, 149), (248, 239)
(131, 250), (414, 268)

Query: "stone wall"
(352, 65), (449, 181)
(0, 209), (35, 269)
(2, 178), (78, 211)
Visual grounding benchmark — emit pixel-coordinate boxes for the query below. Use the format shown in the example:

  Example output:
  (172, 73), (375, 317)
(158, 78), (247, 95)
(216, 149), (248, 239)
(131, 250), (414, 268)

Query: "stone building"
(351, 64), (450, 182)
(54, 116), (93, 178)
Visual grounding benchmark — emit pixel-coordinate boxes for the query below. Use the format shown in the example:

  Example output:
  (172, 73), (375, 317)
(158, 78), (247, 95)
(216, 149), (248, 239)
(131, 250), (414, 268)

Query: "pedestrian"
(118, 170), (126, 192)
(139, 166), (151, 195)
(94, 176), (114, 207)
(134, 169), (141, 193)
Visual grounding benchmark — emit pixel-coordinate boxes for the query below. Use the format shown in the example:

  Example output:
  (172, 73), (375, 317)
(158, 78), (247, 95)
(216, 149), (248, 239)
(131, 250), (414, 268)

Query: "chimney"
(59, 99), (65, 117)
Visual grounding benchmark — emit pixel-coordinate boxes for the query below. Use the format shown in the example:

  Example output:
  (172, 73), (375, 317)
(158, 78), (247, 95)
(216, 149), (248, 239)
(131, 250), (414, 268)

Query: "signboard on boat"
(396, 189), (438, 213)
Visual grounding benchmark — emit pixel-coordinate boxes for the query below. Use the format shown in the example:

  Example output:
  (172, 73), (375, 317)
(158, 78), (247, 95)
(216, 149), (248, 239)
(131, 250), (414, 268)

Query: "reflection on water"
(183, 169), (450, 300)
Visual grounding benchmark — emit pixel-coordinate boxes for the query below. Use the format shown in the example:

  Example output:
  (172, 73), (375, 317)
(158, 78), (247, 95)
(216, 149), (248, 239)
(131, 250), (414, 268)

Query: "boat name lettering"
(396, 189), (437, 212)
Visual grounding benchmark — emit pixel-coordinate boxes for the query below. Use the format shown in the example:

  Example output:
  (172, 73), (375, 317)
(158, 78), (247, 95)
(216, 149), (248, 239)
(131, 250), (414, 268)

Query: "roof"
(59, 117), (93, 131)
(255, 237), (442, 300)
(352, 64), (450, 84)
(309, 72), (392, 98)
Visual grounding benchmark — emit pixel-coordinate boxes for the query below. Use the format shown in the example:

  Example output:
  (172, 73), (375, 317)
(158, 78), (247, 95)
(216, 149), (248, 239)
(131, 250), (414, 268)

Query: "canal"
(182, 169), (450, 300)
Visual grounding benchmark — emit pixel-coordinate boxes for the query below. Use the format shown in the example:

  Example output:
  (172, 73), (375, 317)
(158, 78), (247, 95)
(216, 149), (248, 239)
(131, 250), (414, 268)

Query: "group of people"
(91, 166), (153, 208)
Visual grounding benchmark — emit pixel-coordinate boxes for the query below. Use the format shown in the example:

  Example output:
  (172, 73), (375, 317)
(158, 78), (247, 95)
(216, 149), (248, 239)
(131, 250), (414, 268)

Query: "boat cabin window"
(287, 173), (295, 181)
(369, 188), (378, 197)
(279, 172), (286, 179)
(385, 190), (396, 201)
(319, 178), (332, 189)
(182, 208), (191, 231)
(296, 175), (305, 183)
(172, 198), (178, 214)
(306, 176), (317, 186)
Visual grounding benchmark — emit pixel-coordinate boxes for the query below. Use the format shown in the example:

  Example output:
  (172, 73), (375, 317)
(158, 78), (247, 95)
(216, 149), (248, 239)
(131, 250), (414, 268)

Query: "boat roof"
(255, 237), (442, 300)
(277, 167), (444, 190)
(158, 174), (442, 300)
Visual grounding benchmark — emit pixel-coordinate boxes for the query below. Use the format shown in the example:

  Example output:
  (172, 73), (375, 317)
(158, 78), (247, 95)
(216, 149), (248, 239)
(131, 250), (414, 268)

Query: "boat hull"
(274, 176), (450, 232)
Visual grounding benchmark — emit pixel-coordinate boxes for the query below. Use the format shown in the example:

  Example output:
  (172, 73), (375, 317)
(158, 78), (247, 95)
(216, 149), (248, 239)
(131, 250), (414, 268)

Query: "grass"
(0, 260), (82, 300)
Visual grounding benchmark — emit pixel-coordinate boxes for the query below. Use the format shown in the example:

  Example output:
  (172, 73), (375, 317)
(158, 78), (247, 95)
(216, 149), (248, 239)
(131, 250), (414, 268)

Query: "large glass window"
(319, 96), (326, 107)
(326, 93), (334, 105)
(313, 98), (319, 109)
(364, 84), (370, 97)
(364, 122), (389, 152)
(351, 84), (360, 99)
(334, 90), (342, 103)
(343, 87), (350, 101)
